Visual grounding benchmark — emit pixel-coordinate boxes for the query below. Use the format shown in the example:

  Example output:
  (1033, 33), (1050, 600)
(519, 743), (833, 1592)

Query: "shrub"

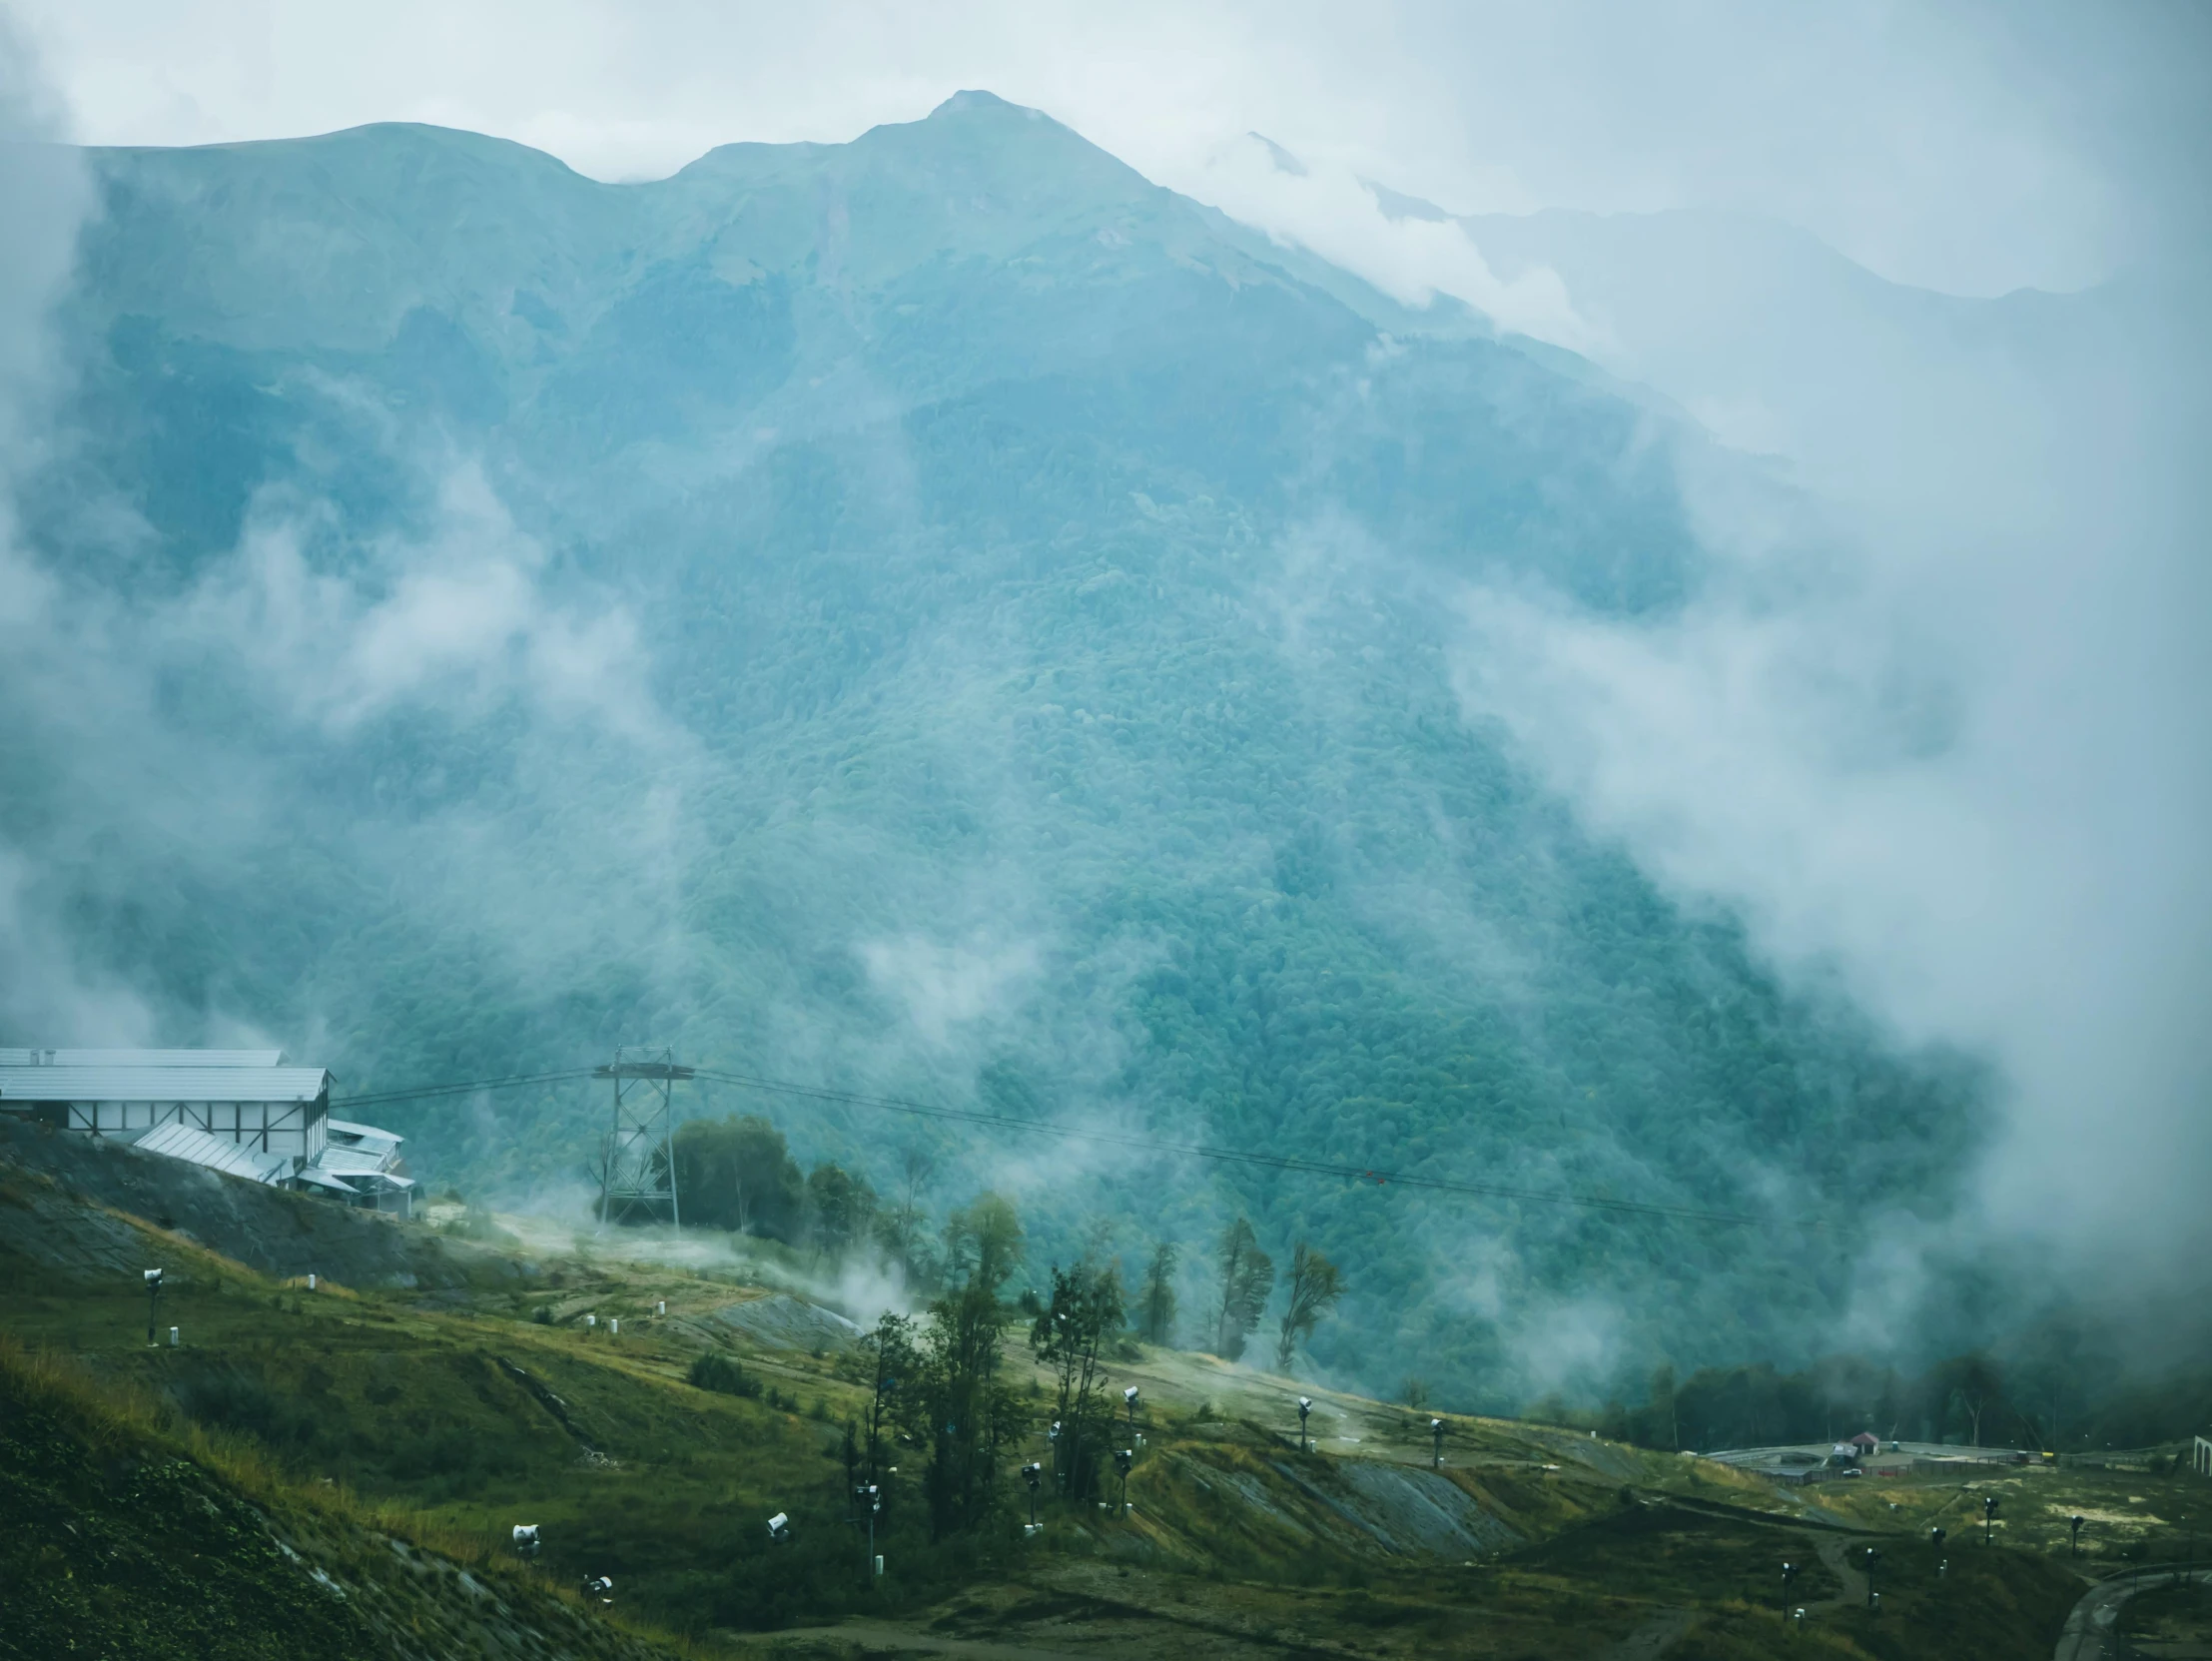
(687, 1352), (763, 1399)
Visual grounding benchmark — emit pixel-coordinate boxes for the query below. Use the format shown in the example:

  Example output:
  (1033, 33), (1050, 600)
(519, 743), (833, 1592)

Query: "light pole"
(1113, 1446), (1133, 1517)
(854, 1483), (880, 1579)
(1982, 1493), (2000, 1546)
(1782, 1559), (1799, 1618)
(1297, 1396), (1312, 1453)
(1124, 1385), (1140, 1447)
(1022, 1462), (1043, 1533)
(1048, 1419), (1062, 1493)
(1929, 1524), (1945, 1553)
(1430, 1417), (1445, 1470)
(1863, 1546), (1880, 1611)
(144, 1267), (162, 1346)
(2069, 1514), (2084, 1558)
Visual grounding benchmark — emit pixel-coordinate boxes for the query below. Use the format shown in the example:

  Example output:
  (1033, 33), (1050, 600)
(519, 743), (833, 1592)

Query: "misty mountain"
(1368, 183), (2132, 507)
(5, 91), (1991, 1405)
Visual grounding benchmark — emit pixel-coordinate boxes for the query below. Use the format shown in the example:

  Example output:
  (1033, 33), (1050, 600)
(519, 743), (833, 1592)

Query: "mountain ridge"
(5, 95), (1991, 1408)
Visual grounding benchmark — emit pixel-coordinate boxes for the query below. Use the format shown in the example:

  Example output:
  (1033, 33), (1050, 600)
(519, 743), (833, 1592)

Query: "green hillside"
(0, 1155), (2123, 1661)
(6, 91), (1986, 1406)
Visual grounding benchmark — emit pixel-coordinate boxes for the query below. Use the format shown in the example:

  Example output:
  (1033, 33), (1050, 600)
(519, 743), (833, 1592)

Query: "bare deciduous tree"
(1138, 1240), (1177, 1346)
(1213, 1217), (1274, 1361)
(1274, 1240), (1342, 1370)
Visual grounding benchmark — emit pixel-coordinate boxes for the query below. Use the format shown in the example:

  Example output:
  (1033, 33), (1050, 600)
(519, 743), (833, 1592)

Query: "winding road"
(2054, 1567), (2212, 1660)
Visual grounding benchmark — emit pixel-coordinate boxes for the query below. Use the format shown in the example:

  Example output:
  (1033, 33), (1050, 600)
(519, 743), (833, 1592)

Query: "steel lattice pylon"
(594, 1046), (695, 1229)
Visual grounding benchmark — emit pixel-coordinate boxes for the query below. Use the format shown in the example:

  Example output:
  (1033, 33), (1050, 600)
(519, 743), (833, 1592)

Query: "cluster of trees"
(666, 1115), (936, 1279)
(662, 1122), (1347, 1385)
(1206, 1216), (1343, 1371)
(842, 1194), (1029, 1538)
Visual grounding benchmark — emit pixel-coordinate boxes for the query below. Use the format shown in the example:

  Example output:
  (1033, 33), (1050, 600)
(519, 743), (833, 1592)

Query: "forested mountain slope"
(5, 91), (1985, 1406)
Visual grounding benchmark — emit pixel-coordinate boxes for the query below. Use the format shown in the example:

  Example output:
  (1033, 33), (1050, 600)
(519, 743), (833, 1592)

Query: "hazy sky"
(11, 0), (2209, 298)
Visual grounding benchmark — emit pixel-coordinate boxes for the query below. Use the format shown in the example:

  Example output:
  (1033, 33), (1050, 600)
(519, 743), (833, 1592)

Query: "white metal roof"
(325, 1119), (403, 1151)
(0, 1066), (332, 1104)
(288, 1166), (362, 1196)
(337, 1170), (415, 1192)
(136, 1122), (291, 1184)
(313, 1144), (400, 1177)
(0, 1048), (289, 1068)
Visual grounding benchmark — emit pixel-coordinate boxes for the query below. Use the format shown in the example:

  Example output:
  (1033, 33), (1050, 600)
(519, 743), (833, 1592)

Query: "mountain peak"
(928, 88), (1045, 122)
(1248, 133), (1308, 177)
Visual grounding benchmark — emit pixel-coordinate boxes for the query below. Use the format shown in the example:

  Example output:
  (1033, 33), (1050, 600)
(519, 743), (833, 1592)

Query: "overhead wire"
(336, 1060), (1774, 1230)
(691, 1068), (1766, 1229)
(332, 1067), (601, 1110)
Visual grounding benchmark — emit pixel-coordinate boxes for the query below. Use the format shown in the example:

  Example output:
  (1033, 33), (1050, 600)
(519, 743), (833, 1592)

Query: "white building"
(0, 1055), (332, 1162)
(0, 1047), (410, 1218)
(308, 1119), (415, 1217)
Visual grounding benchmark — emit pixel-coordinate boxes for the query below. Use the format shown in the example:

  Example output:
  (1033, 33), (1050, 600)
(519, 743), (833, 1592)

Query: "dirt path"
(1601, 1608), (1696, 1658)
(1811, 1531), (1870, 1614)
(2055, 1567), (2212, 1661)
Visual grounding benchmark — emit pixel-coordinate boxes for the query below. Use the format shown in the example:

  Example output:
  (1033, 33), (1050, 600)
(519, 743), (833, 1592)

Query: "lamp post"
(1048, 1419), (1062, 1493)
(1929, 1524), (1945, 1553)
(1982, 1493), (2000, 1546)
(2069, 1514), (2084, 1558)
(1298, 1396), (1312, 1453)
(1863, 1546), (1880, 1610)
(1022, 1461), (1043, 1532)
(144, 1267), (162, 1347)
(1113, 1446), (1133, 1517)
(1782, 1559), (1799, 1618)
(1124, 1385), (1140, 1447)
(854, 1483), (880, 1579)
(1430, 1417), (1445, 1470)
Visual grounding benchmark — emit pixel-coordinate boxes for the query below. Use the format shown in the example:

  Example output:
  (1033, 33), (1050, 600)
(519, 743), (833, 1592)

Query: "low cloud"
(1447, 290), (2212, 1304)
(1183, 132), (1594, 351)
(190, 464), (664, 741)
(859, 932), (1045, 1050)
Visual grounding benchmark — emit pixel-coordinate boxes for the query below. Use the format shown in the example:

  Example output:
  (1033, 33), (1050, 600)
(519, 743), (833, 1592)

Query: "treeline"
(659, 1115), (934, 1279)
(653, 1115), (1346, 1372)
(1565, 1348), (2207, 1454)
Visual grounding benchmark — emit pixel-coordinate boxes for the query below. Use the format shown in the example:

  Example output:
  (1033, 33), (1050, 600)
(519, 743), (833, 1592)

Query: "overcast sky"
(10, 0), (2209, 299)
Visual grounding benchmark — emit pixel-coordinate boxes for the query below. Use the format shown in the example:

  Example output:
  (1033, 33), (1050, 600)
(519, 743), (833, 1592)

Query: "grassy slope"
(4, 1163), (2158, 1657)
(0, 1336), (688, 1661)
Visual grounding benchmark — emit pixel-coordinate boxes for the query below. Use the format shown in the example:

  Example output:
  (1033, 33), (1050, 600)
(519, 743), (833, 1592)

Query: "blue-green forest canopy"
(8, 92), (1992, 1406)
